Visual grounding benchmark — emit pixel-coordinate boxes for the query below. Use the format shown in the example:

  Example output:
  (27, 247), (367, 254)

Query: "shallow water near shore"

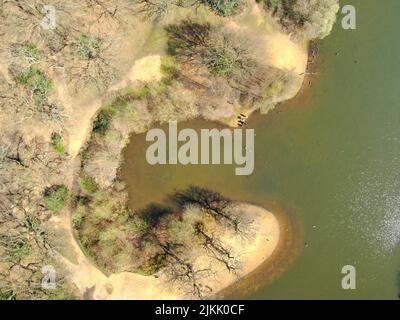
(121, 0), (400, 299)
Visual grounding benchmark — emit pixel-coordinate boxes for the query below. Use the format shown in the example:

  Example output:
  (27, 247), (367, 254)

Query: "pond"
(121, 0), (400, 299)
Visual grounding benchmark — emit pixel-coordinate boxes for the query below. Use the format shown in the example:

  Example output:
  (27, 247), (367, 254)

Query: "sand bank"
(51, 203), (279, 299)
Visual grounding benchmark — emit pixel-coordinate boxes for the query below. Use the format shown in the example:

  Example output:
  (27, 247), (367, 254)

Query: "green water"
(121, 0), (400, 299)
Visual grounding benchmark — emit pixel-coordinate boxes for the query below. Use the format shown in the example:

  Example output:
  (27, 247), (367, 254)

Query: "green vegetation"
(205, 0), (244, 17)
(202, 30), (256, 78)
(51, 133), (65, 154)
(21, 42), (41, 63)
(165, 20), (290, 119)
(136, 0), (244, 18)
(72, 33), (102, 60)
(74, 185), (250, 297)
(207, 53), (235, 76)
(0, 287), (17, 300)
(15, 67), (52, 105)
(263, 0), (340, 39)
(93, 87), (154, 135)
(72, 204), (85, 229)
(4, 238), (31, 264)
(69, 32), (116, 91)
(160, 56), (176, 76)
(129, 86), (152, 99)
(43, 185), (69, 212)
(80, 175), (98, 194)
(128, 214), (150, 236)
(82, 89), (154, 187)
(166, 22), (257, 80)
(93, 110), (112, 134)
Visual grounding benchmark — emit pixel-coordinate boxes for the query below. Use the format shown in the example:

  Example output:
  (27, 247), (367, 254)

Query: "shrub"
(128, 215), (150, 238)
(43, 185), (69, 212)
(21, 42), (41, 63)
(264, 0), (339, 39)
(93, 110), (111, 134)
(15, 67), (52, 105)
(135, 254), (167, 275)
(160, 56), (176, 77)
(72, 33), (102, 60)
(130, 87), (152, 99)
(294, 0), (339, 39)
(72, 205), (85, 229)
(68, 32), (116, 91)
(205, 0), (244, 17)
(136, 0), (245, 19)
(51, 132), (65, 154)
(204, 30), (258, 79)
(264, 79), (284, 98)
(80, 175), (98, 194)
(167, 22), (257, 80)
(0, 288), (16, 300)
(203, 45), (237, 76)
(5, 238), (31, 263)
(98, 227), (120, 242)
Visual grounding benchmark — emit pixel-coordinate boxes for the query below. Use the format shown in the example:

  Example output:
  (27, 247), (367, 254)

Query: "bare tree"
(134, 0), (200, 19)
(194, 221), (240, 274)
(0, 132), (73, 300)
(172, 186), (245, 232)
(65, 32), (117, 91)
(157, 241), (213, 299)
(0, 0), (74, 44)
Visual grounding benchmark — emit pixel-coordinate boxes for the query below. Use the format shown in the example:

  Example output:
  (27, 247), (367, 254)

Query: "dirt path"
(49, 54), (172, 299)
(54, 55), (164, 159)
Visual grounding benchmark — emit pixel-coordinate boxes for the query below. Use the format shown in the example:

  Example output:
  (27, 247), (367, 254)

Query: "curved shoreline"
(52, 203), (281, 299)
(217, 200), (303, 299)
(50, 1), (313, 300)
(0, 0), (342, 301)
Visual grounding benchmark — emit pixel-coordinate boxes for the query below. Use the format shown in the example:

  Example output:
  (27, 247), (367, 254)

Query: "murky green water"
(121, 0), (400, 299)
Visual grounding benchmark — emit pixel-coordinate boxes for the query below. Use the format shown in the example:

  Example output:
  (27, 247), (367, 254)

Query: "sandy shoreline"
(51, 203), (280, 299)
(206, 203), (281, 298)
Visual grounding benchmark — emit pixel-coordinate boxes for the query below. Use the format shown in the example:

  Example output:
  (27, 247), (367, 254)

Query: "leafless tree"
(0, 132), (72, 299)
(134, 0), (200, 19)
(157, 241), (213, 299)
(172, 186), (245, 232)
(65, 33), (117, 92)
(194, 221), (240, 274)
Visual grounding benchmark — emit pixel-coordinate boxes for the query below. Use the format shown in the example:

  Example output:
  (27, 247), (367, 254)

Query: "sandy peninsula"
(52, 203), (279, 299)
